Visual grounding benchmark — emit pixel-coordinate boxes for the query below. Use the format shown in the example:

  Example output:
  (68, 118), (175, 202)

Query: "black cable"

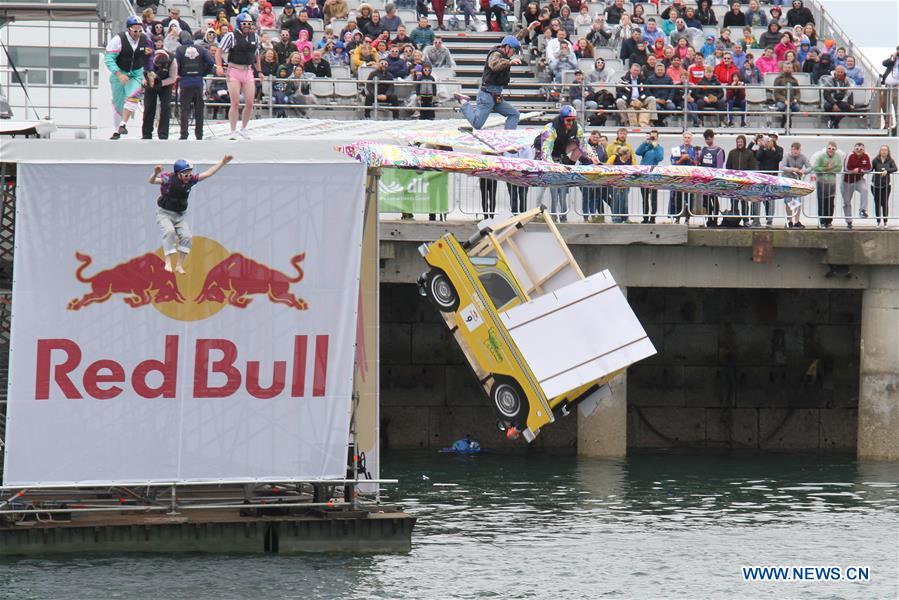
(0, 39), (40, 120)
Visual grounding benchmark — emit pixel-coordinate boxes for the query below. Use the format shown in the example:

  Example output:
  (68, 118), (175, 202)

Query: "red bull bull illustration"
(68, 238), (308, 320)
(67, 251), (185, 310)
(195, 252), (308, 310)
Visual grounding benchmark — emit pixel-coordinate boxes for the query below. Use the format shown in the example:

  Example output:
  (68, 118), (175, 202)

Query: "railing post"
(268, 75), (273, 118)
(682, 78), (689, 131)
(373, 78), (379, 120)
(786, 84), (792, 135)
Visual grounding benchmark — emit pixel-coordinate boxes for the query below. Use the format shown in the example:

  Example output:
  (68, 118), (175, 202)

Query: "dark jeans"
(508, 184), (528, 214)
(641, 188), (657, 221)
(179, 85), (205, 139)
(734, 199), (749, 224)
(484, 5), (504, 30)
(419, 96), (435, 120)
(817, 181), (835, 226)
(824, 100), (852, 127)
(726, 98), (746, 124)
(702, 194), (719, 225)
(581, 187), (601, 217)
(142, 85), (172, 139)
(480, 178), (497, 217)
(669, 191), (689, 221)
(364, 93), (399, 119)
(873, 184), (892, 223)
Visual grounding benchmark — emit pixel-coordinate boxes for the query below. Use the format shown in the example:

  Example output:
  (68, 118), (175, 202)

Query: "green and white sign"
(378, 169), (449, 214)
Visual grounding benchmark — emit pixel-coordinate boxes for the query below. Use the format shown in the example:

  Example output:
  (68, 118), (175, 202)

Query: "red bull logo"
(35, 334), (330, 400)
(67, 236), (308, 321)
(40, 237), (329, 401)
(67, 252), (185, 310)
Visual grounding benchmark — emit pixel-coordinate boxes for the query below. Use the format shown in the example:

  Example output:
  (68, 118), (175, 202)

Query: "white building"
(1, 18), (102, 137)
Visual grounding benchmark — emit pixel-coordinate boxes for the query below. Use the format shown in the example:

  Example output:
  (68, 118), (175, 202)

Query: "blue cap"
(173, 159), (193, 173)
(334, 41), (345, 49)
(559, 105), (577, 118)
(500, 35), (521, 51)
(236, 12), (253, 24)
(126, 16), (141, 28)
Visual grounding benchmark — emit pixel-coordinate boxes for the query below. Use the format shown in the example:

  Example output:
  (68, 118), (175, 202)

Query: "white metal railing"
(184, 77), (893, 134)
(422, 171), (899, 228)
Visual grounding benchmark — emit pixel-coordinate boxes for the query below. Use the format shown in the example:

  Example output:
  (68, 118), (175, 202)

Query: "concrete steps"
(440, 30), (549, 116)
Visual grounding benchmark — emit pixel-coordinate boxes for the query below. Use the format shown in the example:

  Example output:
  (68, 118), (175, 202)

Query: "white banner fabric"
(3, 162), (365, 486)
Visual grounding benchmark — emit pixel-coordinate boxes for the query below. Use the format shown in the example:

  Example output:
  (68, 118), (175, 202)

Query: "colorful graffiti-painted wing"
(338, 142), (815, 200)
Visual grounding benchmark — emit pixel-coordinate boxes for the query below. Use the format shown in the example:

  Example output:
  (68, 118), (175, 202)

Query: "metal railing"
(396, 170), (899, 229)
(151, 76), (893, 135)
(198, 74), (453, 122)
(517, 80), (888, 134)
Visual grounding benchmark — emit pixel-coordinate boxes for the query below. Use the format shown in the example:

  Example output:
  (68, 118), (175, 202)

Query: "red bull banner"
(3, 162), (366, 486)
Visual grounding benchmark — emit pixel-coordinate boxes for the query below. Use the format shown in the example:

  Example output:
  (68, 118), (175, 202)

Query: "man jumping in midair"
(149, 155), (233, 274)
(454, 36), (522, 130)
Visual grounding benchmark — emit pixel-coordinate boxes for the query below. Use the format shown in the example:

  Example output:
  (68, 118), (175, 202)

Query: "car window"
(479, 272), (518, 309)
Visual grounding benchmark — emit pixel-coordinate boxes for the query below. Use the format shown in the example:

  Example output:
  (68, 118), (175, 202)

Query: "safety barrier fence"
(399, 170), (899, 227)
(165, 77), (894, 135)
(503, 80), (891, 134)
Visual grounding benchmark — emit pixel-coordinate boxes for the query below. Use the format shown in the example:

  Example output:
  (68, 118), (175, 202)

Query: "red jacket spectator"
(687, 60), (706, 84)
(844, 151), (871, 184)
(714, 61), (739, 86)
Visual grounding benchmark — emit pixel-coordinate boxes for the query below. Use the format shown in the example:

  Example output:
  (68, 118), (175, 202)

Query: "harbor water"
(1, 451), (897, 599)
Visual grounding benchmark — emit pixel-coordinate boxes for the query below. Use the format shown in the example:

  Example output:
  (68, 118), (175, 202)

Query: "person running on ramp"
(105, 16), (153, 140)
(149, 155), (233, 274)
(454, 36), (522, 130)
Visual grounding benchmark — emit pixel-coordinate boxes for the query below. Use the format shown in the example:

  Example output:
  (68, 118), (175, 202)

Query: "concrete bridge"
(378, 221), (899, 460)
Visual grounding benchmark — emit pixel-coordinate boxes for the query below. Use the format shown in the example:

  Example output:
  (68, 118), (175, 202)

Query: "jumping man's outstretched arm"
(149, 165), (163, 185)
(198, 154), (233, 181)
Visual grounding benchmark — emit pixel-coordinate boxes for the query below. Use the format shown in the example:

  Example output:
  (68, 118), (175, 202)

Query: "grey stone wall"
(380, 284), (861, 453)
(627, 288), (861, 451)
(380, 283), (577, 452)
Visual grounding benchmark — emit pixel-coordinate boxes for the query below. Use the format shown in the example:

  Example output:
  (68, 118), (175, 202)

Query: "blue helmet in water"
(125, 16), (141, 28)
(500, 35), (521, 51)
(173, 159), (193, 173)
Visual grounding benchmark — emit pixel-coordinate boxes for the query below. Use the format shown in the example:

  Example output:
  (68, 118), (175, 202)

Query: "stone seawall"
(380, 283), (860, 453)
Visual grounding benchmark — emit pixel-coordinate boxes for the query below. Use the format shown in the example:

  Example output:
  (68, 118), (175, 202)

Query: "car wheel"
(490, 376), (528, 425)
(426, 269), (459, 312)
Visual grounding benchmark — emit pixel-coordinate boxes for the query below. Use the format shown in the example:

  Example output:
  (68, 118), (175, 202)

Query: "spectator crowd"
(520, 0), (888, 131)
(127, 0), (472, 138)
(476, 126), (897, 229)
(124, 0), (899, 138)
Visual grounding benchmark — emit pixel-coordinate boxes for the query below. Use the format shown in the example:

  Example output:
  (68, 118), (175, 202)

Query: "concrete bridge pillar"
(577, 373), (627, 457)
(577, 283), (628, 458)
(858, 266), (899, 460)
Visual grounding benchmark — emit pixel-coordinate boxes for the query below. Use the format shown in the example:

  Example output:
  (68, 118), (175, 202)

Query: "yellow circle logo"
(154, 236), (231, 322)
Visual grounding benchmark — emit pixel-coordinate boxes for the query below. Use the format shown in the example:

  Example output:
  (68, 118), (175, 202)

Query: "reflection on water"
(1, 453), (897, 599)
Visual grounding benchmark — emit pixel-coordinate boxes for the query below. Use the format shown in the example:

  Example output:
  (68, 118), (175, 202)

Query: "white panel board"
(500, 271), (656, 399)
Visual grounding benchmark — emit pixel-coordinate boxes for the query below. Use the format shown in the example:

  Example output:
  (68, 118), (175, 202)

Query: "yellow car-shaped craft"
(417, 207), (639, 442)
